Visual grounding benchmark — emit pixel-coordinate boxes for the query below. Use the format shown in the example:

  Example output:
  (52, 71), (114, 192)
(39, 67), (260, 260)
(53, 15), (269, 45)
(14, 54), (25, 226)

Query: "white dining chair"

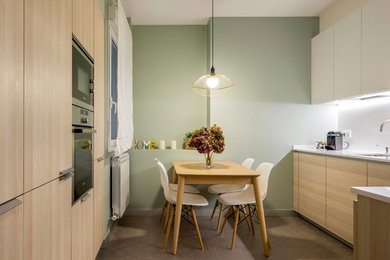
(217, 162), (274, 250)
(156, 161), (209, 250)
(208, 158), (255, 230)
(154, 158), (200, 222)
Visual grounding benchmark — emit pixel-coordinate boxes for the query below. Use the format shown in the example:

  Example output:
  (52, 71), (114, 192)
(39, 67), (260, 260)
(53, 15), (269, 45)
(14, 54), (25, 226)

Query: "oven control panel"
(72, 105), (94, 127)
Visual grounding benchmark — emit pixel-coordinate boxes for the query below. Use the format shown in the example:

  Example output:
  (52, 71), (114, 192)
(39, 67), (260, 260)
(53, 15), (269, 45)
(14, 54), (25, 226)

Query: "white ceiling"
(122, 0), (337, 25)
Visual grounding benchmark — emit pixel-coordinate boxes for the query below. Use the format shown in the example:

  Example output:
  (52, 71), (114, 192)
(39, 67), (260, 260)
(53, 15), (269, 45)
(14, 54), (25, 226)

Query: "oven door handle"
(73, 128), (97, 134)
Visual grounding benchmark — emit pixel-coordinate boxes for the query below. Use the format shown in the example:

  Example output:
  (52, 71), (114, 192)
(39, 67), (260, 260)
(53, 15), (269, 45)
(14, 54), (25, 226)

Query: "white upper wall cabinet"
(334, 8), (362, 100)
(362, 0), (390, 94)
(311, 27), (334, 104)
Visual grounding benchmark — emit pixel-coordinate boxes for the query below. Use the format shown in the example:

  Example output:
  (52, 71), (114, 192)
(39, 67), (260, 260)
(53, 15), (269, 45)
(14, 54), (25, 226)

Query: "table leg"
(252, 176), (270, 257)
(172, 168), (178, 184)
(172, 176), (185, 254)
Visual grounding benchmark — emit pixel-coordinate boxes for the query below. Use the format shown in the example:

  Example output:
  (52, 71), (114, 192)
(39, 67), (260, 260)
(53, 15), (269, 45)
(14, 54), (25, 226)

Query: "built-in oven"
(72, 105), (95, 203)
(72, 38), (94, 111)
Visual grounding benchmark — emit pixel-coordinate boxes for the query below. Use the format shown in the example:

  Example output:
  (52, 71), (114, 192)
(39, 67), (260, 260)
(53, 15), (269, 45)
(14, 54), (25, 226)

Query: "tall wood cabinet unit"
(293, 152), (299, 211)
(298, 153), (326, 226)
(72, 190), (94, 260)
(368, 162), (390, 186)
(0, 0), (24, 205)
(311, 27), (334, 104)
(24, 177), (72, 260)
(73, 0), (95, 57)
(93, 3), (105, 256)
(0, 197), (24, 260)
(334, 9), (362, 100)
(24, 0), (73, 192)
(362, 0), (390, 94)
(326, 157), (367, 243)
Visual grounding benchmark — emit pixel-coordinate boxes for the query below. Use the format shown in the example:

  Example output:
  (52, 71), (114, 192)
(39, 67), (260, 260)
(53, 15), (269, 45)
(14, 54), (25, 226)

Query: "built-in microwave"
(72, 38), (94, 111)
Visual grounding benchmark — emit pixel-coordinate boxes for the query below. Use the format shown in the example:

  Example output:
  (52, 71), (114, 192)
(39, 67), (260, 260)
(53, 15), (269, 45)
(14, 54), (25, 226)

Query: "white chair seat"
(169, 183), (200, 194)
(166, 188), (209, 207)
(218, 186), (263, 206)
(208, 184), (247, 194)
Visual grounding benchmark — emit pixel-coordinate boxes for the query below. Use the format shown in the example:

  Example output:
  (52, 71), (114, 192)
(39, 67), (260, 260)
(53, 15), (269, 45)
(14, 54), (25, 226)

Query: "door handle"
(97, 156), (104, 162)
(73, 128), (97, 134)
(60, 167), (74, 176)
(0, 199), (22, 216)
(81, 192), (91, 202)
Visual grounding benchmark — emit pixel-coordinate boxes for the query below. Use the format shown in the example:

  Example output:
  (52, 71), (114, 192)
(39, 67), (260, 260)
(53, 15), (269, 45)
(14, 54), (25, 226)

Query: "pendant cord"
(211, 0), (214, 69)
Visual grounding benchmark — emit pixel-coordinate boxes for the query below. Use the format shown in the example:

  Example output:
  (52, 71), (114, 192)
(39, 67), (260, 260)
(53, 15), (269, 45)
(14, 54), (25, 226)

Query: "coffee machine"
(325, 131), (343, 150)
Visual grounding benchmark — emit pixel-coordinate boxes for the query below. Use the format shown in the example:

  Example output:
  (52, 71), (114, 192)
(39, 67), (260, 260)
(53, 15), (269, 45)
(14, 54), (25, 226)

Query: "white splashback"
(338, 98), (390, 151)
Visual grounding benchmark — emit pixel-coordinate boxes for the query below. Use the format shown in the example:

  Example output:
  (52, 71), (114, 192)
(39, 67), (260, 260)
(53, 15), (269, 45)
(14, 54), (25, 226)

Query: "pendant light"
(192, 0), (235, 97)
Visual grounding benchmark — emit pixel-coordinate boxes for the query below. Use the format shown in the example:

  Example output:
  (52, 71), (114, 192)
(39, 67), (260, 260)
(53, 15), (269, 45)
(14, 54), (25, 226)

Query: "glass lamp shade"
(191, 72), (235, 97)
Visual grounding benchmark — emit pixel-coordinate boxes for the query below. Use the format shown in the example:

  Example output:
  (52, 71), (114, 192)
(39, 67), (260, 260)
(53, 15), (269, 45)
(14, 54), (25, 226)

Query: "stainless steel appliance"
(72, 38), (94, 111)
(72, 105), (95, 203)
(326, 131), (343, 150)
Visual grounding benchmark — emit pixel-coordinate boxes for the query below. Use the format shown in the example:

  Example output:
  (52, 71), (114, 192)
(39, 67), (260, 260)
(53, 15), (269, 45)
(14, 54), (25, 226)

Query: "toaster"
(326, 131), (343, 150)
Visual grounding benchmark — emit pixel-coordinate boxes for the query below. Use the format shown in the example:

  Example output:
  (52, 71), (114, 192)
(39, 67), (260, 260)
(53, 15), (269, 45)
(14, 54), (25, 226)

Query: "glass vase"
(205, 152), (213, 168)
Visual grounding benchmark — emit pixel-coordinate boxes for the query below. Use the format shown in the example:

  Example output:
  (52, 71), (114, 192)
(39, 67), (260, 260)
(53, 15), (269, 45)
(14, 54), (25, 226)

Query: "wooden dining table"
(171, 161), (270, 256)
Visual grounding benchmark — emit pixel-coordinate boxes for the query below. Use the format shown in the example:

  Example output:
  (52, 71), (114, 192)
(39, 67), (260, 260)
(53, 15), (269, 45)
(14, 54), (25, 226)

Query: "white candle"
(171, 140), (176, 150)
(159, 140), (165, 150)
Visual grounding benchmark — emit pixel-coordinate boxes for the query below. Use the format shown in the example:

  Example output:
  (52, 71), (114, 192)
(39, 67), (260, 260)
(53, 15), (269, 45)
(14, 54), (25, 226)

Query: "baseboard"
(124, 208), (296, 217)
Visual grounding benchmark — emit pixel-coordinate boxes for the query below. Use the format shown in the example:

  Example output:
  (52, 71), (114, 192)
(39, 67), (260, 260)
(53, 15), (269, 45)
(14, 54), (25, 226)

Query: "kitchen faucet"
(378, 119), (390, 154)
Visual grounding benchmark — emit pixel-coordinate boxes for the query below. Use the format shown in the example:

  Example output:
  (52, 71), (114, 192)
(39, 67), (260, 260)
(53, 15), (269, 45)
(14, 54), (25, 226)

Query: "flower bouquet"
(190, 124), (225, 168)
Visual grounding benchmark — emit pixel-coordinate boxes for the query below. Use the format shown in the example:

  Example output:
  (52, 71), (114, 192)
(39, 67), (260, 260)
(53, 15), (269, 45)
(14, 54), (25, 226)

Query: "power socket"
(342, 130), (352, 139)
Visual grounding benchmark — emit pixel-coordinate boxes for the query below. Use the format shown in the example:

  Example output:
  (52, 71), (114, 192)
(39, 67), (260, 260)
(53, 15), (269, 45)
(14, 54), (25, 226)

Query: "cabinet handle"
(0, 199), (22, 216)
(97, 156), (104, 162)
(59, 172), (74, 181)
(81, 193), (91, 202)
(60, 167), (74, 176)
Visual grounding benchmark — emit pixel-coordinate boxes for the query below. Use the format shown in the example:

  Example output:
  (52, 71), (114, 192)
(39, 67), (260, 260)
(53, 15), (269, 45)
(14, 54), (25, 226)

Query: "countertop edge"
(351, 187), (390, 204)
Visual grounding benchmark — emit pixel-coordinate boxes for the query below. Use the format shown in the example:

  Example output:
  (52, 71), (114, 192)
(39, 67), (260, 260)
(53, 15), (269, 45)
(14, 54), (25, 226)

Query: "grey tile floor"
(97, 215), (352, 260)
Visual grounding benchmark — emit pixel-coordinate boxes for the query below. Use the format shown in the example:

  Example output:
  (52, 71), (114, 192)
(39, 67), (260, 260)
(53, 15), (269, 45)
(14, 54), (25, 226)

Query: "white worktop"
(293, 145), (390, 164)
(351, 187), (390, 204)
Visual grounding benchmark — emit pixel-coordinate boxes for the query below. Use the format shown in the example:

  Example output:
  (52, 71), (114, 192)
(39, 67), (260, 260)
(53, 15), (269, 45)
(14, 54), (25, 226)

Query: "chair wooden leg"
(190, 207), (204, 250)
(231, 206), (240, 250)
(216, 203), (224, 231)
(163, 206), (174, 249)
(210, 199), (219, 221)
(248, 204), (255, 234)
(220, 206), (233, 235)
(163, 203), (172, 234)
(160, 200), (168, 222)
(241, 204), (252, 232)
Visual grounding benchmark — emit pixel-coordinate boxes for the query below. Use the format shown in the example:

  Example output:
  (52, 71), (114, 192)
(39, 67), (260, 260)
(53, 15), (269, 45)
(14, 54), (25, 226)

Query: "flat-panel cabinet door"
(368, 162), (390, 186)
(334, 9), (362, 99)
(93, 159), (105, 256)
(24, 0), (72, 192)
(298, 153), (326, 226)
(73, 0), (95, 57)
(0, 0), (24, 205)
(362, 0), (390, 94)
(311, 27), (334, 104)
(0, 197), (23, 260)
(94, 2), (105, 160)
(24, 177), (72, 260)
(293, 152), (299, 212)
(72, 190), (94, 260)
(326, 157), (367, 243)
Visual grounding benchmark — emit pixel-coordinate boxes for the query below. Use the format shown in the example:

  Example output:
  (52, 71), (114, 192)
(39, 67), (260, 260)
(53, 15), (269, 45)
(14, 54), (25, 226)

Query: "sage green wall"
(129, 18), (338, 211)
(132, 26), (208, 146)
(209, 17), (337, 209)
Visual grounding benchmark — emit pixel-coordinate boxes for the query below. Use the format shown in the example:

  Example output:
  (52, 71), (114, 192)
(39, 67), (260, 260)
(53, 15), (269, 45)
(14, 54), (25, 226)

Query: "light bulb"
(206, 77), (219, 89)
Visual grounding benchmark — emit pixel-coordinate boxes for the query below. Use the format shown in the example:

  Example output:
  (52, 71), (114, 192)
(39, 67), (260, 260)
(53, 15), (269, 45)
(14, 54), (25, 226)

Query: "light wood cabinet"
(293, 152), (299, 211)
(311, 27), (334, 104)
(326, 157), (367, 243)
(73, 0), (95, 57)
(0, 197), (24, 260)
(72, 190), (94, 260)
(298, 153), (326, 226)
(24, 177), (72, 260)
(334, 8), (362, 100)
(93, 159), (105, 256)
(0, 0), (24, 205)
(368, 162), (390, 186)
(362, 0), (390, 94)
(24, 0), (72, 192)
